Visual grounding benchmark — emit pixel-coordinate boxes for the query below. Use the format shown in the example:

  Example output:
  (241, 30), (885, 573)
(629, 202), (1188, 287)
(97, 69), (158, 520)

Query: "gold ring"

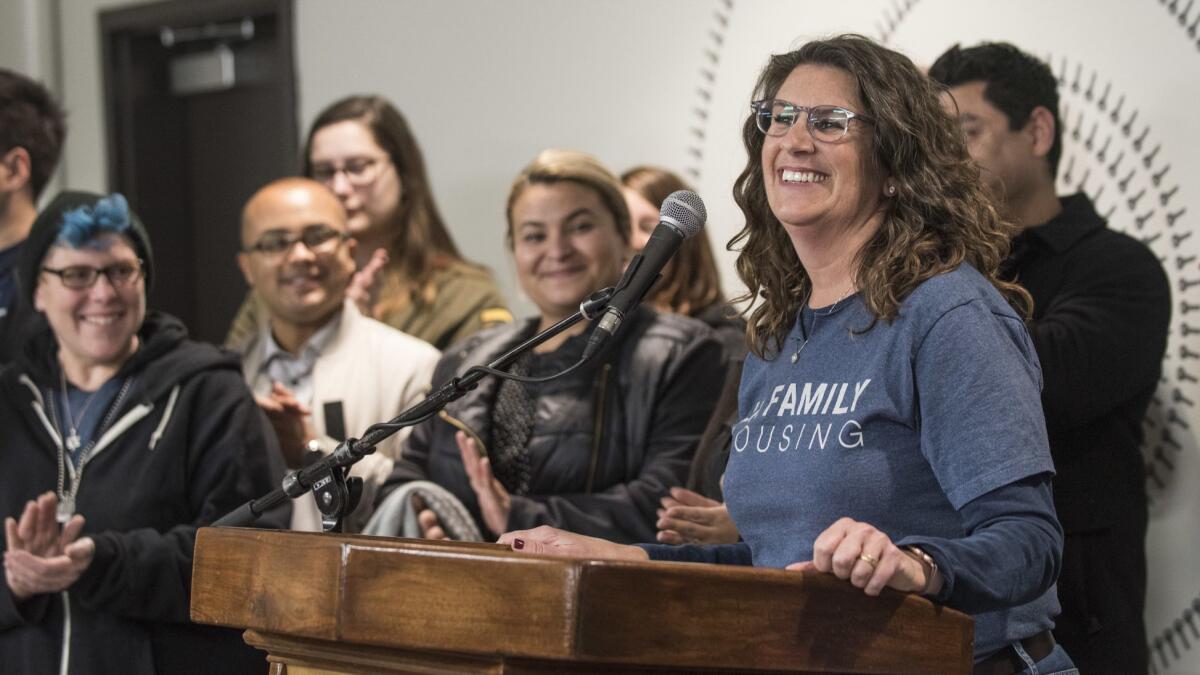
(859, 553), (880, 568)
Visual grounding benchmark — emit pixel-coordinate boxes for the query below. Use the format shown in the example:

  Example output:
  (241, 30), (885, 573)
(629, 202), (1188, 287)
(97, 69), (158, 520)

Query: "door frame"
(100, 0), (297, 199)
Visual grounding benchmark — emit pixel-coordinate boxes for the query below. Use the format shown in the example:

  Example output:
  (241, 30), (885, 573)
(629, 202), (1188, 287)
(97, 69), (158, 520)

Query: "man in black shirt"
(0, 69), (66, 361)
(931, 43), (1171, 675)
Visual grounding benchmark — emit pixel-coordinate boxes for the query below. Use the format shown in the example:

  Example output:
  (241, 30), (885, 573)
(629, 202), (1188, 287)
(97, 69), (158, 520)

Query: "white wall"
(1, 0), (64, 200)
(0, 0), (57, 81)
(55, 0), (137, 194)
(296, 0), (716, 314)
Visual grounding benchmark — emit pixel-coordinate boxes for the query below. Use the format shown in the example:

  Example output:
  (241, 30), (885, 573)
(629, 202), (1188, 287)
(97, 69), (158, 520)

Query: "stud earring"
(886, 184), (897, 196)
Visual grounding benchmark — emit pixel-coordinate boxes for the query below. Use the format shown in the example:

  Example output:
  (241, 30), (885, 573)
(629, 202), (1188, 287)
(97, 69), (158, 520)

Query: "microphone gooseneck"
(582, 190), (707, 359)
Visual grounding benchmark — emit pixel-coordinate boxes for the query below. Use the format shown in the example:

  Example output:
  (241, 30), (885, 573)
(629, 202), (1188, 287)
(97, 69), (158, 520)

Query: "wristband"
(905, 545), (939, 596)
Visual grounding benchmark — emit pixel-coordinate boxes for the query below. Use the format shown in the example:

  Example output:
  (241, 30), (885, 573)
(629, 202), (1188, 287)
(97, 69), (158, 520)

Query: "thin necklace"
(59, 368), (102, 452)
(791, 284), (855, 364)
(50, 374), (135, 523)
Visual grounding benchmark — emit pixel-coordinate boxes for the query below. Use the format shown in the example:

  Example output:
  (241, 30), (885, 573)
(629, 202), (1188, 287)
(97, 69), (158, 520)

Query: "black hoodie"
(0, 311), (288, 675)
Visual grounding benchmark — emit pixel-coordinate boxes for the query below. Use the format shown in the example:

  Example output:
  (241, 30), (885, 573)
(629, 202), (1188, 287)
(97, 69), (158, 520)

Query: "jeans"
(1013, 643), (1078, 675)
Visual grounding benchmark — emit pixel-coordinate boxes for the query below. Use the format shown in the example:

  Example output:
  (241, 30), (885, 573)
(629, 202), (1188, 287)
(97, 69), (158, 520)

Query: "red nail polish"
(513, 538), (525, 550)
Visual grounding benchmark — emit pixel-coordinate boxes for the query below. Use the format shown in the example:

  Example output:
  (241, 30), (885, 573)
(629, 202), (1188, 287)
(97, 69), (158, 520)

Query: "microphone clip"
(311, 464), (363, 533)
(579, 286), (616, 320)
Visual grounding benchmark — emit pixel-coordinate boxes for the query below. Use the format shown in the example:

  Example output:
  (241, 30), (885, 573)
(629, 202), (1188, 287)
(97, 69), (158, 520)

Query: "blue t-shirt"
(44, 375), (128, 466)
(722, 264), (1060, 659)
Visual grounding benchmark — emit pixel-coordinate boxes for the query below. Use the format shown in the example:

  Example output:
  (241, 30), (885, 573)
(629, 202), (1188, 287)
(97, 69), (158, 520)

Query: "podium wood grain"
(191, 528), (973, 674)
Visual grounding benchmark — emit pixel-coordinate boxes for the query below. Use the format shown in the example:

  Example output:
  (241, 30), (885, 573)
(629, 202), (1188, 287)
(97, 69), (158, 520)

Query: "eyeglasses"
(42, 260), (145, 290)
(244, 224), (348, 257)
(750, 99), (873, 142)
(310, 155), (389, 187)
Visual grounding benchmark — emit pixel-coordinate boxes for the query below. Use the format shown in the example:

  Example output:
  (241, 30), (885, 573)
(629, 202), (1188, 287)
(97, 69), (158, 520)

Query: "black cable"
(214, 292), (615, 529)
(468, 357), (589, 384)
(360, 409), (440, 437)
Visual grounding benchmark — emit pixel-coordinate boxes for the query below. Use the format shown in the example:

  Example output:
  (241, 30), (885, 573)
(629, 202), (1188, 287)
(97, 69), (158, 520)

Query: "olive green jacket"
(225, 261), (511, 351)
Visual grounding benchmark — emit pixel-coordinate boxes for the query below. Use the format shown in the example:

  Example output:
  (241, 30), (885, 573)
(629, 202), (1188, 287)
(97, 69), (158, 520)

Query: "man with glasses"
(233, 177), (439, 532)
(931, 42), (1171, 675)
(0, 69), (66, 362)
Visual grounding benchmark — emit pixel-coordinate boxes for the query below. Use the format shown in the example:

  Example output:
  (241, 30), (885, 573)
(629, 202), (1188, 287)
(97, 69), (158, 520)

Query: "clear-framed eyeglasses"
(244, 224), (348, 258)
(750, 99), (873, 142)
(310, 155), (389, 187)
(41, 259), (145, 290)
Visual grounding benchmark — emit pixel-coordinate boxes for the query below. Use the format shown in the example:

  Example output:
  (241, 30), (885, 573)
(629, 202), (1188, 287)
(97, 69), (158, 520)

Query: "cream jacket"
(237, 300), (440, 531)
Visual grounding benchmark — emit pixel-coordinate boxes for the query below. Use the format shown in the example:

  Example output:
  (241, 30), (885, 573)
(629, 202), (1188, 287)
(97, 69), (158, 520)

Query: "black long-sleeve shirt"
(1002, 193), (1170, 532)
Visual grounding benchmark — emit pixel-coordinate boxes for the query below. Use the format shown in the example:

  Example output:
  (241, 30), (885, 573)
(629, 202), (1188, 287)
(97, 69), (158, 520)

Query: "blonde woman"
(380, 149), (725, 544)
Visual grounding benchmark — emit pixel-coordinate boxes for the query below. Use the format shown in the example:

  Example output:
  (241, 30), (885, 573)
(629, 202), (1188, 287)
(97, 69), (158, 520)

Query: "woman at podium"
(500, 36), (1074, 673)
(377, 149), (726, 544)
(0, 192), (287, 674)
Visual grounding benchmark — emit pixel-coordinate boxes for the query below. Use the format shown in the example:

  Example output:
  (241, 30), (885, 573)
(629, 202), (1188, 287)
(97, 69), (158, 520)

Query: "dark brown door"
(101, 0), (297, 344)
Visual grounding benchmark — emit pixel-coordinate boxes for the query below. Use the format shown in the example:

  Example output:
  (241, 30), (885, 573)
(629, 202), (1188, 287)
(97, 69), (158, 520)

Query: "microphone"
(582, 190), (706, 359)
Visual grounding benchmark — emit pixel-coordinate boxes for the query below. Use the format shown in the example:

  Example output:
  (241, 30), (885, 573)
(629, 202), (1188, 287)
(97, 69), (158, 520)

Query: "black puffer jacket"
(382, 306), (726, 543)
(0, 312), (288, 675)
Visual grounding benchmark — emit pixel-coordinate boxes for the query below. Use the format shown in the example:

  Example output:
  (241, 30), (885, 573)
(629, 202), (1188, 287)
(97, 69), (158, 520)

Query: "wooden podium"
(190, 528), (973, 674)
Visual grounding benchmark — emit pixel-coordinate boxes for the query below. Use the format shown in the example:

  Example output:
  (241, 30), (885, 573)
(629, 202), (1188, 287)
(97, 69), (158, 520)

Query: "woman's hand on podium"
(498, 526), (649, 561)
(785, 517), (933, 597)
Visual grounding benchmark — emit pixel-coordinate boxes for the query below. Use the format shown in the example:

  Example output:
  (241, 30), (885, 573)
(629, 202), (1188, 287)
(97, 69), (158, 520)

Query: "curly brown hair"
(731, 34), (1030, 358)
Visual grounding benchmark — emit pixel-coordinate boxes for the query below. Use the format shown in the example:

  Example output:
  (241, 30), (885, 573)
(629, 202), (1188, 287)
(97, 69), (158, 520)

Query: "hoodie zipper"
(18, 375), (155, 675)
(44, 378), (148, 516)
(20, 375), (155, 467)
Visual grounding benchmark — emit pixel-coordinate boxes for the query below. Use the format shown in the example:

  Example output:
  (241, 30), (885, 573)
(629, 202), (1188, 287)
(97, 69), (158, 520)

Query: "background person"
(233, 178), (440, 532)
(379, 149), (725, 544)
(0, 68), (66, 363)
(227, 95), (510, 351)
(621, 166), (746, 546)
(930, 42), (1171, 675)
(619, 165), (745, 358)
(0, 191), (286, 674)
(500, 36), (1074, 674)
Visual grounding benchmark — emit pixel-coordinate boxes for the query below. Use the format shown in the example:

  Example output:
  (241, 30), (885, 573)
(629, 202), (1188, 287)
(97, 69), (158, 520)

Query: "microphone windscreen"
(660, 190), (706, 238)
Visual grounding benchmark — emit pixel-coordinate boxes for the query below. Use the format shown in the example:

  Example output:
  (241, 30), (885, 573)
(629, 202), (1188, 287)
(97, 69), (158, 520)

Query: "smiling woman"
(498, 36), (1075, 675)
(507, 170), (628, 330)
(0, 191), (287, 674)
(375, 149), (728, 544)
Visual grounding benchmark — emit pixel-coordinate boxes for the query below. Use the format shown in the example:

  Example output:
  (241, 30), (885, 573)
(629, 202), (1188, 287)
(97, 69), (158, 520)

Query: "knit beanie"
(18, 191), (154, 303)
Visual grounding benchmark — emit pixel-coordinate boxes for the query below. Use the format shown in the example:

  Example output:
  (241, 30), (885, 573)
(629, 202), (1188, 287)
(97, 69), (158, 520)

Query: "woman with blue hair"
(0, 191), (287, 674)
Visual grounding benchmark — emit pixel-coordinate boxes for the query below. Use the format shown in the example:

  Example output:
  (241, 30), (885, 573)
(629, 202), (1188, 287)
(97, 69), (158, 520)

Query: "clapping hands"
(655, 487), (739, 545)
(4, 492), (94, 601)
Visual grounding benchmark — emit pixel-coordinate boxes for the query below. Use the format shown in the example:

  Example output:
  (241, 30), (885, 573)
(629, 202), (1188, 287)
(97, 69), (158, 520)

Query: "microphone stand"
(213, 288), (616, 531)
